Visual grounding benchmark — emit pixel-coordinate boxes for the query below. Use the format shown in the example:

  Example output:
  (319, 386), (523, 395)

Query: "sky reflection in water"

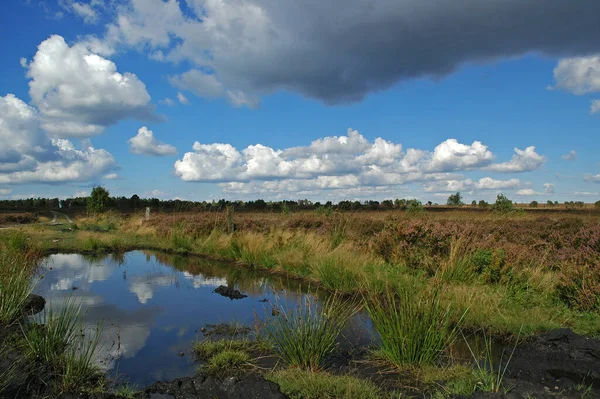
(34, 251), (344, 386)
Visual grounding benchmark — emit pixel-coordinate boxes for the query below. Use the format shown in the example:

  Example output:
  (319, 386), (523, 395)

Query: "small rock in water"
(259, 298), (269, 303)
(214, 285), (248, 300)
(23, 294), (46, 315)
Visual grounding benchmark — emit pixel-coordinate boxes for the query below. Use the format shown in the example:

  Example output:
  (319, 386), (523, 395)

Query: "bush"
(529, 201), (538, 208)
(470, 249), (507, 284)
(87, 186), (110, 215)
(595, 200), (600, 209)
(447, 192), (463, 206)
(492, 194), (514, 213)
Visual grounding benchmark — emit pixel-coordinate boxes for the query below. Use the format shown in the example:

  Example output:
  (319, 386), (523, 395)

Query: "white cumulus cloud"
(128, 127), (177, 156)
(26, 35), (159, 138)
(551, 56), (600, 95)
(561, 150), (577, 160)
(486, 146), (546, 173)
(0, 93), (117, 184)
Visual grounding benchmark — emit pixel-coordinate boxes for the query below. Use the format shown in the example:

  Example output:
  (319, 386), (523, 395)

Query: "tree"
(530, 200), (538, 208)
(596, 200), (600, 209)
(87, 186), (110, 215)
(478, 200), (488, 208)
(471, 200), (477, 207)
(492, 193), (514, 213)
(447, 192), (463, 206)
(547, 200), (553, 207)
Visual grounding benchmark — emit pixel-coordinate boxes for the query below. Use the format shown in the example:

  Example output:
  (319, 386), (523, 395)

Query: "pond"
(34, 251), (372, 386)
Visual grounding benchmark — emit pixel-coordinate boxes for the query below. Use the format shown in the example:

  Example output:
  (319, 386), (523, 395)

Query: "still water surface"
(34, 251), (370, 386)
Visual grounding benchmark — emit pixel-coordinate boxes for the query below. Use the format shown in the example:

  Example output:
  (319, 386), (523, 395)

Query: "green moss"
(267, 369), (384, 399)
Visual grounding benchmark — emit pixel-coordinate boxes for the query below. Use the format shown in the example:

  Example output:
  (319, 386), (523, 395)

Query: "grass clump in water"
(194, 338), (263, 377)
(364, 284), (466, 368)
(268, 369), (384, 399)
(22, 298), (104, 393)
(204, 350), (251, 377)
(0, 234), (38, 327)
(264, 294), (360, 371)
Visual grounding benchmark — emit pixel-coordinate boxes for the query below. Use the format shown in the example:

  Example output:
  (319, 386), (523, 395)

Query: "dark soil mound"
(214, 286), (248, 300)
(467, 328), (600, 398)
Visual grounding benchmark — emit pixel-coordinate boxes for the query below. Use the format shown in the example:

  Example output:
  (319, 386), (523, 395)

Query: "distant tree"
(547, 200), (554, 207)
(87, 186), (110, 215)
(478, 200), (488, 208)
(407, 200), (424, 214)
(554, 201), (559, 206)
(530, 200), (539, 208)
(426, 201), (433, 206)
(492, 193), (514, 213)
(382, 200), (394, 209)
(447, 192), (463, 206)
(595, 200), (600, 209)
(471, 200), (477, 207)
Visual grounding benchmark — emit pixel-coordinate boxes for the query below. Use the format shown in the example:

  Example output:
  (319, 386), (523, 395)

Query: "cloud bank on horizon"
(1, 0), (600, 201)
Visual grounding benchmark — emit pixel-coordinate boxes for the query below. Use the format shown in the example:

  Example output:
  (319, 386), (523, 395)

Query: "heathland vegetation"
(1, 188), (599, 397)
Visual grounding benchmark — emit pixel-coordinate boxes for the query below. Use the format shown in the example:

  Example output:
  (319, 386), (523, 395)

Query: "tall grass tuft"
(23, 299), (83, 364)
(264, 294), (360, 371)
(0, 263), (34, 327)
(0, 235), (38, 326)
(364, 285), (466, 367)
(61, 323), (103, 392)
(22, 297), (104, 393)
(463, 327), (521, 393)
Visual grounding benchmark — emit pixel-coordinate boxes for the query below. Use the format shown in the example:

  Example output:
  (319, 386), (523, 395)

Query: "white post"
(145, 207), (151, 221)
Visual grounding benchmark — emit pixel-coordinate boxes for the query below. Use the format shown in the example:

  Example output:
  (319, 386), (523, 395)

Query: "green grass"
(462, 328), (521, 393)
(203, 350), (251, 377)
(194, 339), (263, 377)
(0, 262), (35, 326)
(114, 384), (139, 398)
(264, 294), (360, 371)
(364, 285), (466, 367)
(194, 338), (262, 359)
(22, 298), (104, 393)
(316, 258), (360, 293)
(23, 299), (83, 364)
(267, 369), (384, 399)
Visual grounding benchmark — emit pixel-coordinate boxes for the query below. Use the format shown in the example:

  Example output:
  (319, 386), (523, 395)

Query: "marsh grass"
(194, 338), (265, 377)
(0, 262), (35, 326)
(316, 257), (360, 293)
(61, 324), (103, 393)
(23, 299), (82, 364)
(22, 298), (104, 393)
(268, 369), (384, 399)
(204, 350), (251, 377)
(462, 327), (521, 393)
(264, 293), (360, 371)
(365, 285), (466, 367)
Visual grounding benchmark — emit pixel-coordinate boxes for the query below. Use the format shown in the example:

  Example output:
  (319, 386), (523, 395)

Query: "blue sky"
(1, 0), (599, 203)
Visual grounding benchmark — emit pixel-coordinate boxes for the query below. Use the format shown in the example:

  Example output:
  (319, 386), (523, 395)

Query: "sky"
(0, 0), (599, 204)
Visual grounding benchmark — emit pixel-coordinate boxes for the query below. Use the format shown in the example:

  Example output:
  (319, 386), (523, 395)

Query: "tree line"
(1, 187), (598, 214)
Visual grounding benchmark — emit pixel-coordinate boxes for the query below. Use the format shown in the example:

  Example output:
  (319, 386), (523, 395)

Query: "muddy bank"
(145, 374), (287, 399)
(455, 328), (600, 398)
